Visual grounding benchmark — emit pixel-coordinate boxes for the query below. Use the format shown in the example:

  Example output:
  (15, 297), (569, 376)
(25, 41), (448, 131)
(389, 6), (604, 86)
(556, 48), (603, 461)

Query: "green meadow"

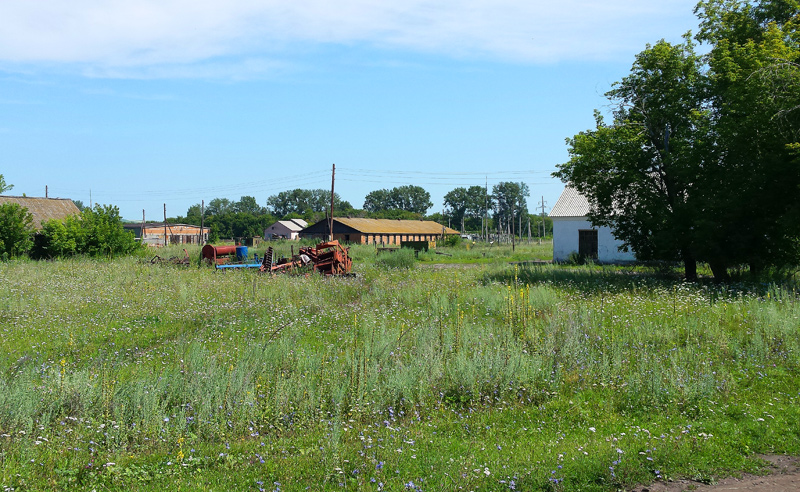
(1, 242), (798, 491)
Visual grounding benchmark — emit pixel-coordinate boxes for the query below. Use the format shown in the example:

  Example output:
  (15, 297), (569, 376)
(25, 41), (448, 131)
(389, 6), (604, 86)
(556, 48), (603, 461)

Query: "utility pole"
(200, 200), (205, 245)
(484, 176), (488, 241)
(539, 196), (547, 245)
(518, 195), (523, 246)
(511, 200), (515, 252)
(142, 210), (146, 242)
(527, 216), (531, 244)
(164, 204), (168, 247)
(45, 185), (48, 198)
(329, 163), (335, 241)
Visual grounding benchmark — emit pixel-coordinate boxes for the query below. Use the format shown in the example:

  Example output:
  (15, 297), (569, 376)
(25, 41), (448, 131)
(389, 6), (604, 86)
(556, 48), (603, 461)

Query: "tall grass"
(0, 255), (798, 490)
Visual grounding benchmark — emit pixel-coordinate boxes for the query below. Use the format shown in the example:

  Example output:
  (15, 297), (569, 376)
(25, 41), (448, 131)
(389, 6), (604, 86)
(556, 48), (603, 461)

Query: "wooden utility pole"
(142, 210), (146, 242)
(45, 185), (48, 198)
(164, 204), (168, 247)
(484, 176), (489, 241)
(200, 200), (205, 245)
(329, 163), (336, 241)
(518, 195), (523, 246)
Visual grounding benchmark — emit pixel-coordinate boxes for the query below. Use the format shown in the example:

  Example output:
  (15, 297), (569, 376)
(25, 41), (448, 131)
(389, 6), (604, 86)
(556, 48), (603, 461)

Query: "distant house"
(550, 187), (635, 263)
(0, 196), (80, 229)
(264, 219), (308, 240)
(300, 218), (459, 245)
(124, 223), (208, 247)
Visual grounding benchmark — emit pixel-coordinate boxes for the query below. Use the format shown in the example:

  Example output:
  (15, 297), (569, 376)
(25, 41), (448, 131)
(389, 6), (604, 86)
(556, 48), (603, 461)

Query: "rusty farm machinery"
(201, 240), (353, 276)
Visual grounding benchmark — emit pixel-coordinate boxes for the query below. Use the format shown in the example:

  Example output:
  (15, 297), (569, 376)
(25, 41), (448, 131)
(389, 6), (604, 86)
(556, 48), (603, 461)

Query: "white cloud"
(0, 0), (698, 74)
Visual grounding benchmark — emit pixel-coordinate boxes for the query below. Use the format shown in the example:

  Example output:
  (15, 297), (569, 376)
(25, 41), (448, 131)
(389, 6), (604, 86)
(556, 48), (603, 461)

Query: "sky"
(0, 0), (701, 221)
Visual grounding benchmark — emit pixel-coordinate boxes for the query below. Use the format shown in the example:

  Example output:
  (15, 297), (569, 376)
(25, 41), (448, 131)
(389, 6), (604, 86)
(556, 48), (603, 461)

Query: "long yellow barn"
(300, 217), (459, 245)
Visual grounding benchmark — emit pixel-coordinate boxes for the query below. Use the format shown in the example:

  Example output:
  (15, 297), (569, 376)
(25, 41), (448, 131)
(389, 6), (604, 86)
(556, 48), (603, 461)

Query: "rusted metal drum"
(202, 245), (237, 264)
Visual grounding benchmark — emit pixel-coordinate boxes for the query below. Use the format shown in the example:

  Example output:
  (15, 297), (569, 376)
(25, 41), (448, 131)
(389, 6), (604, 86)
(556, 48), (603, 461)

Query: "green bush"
(0, 203), (34, 259)
(375, 247), (417, 269)
(34, 204), (141, 258)
(442, 234), (462, 247)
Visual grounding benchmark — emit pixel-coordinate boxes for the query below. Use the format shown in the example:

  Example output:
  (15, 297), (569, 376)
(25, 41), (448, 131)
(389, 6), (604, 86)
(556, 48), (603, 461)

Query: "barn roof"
(0, 196), (81, 228)
(279, 219), (307, 232)
(304, 218), (459, 235)
(549, 187), (591, 218)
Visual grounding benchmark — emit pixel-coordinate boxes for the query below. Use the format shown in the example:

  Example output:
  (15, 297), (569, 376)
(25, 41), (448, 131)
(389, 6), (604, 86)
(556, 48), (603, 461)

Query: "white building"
(264, 219), (308, 240)
(550, 187), (635, 263)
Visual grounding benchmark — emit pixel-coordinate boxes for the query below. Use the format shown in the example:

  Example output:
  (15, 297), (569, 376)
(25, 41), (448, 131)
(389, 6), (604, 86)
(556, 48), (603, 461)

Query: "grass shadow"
(483, 262), (800, 298)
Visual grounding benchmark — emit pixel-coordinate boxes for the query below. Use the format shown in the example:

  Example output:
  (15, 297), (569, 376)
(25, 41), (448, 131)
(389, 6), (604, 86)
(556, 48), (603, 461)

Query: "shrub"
(0, 203), (34, 259)
(34, 204), (141, 258)
(375, 247), (417, 270)
(442, 234), (462, 247)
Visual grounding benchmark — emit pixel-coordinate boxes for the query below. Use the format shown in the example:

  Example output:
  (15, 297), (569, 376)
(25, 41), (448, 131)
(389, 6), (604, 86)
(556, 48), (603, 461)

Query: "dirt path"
(629, 456), (800, 492)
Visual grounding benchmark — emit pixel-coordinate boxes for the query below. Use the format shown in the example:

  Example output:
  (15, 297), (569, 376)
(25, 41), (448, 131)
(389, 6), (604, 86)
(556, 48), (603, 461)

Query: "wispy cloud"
(0, 0), (698, 77)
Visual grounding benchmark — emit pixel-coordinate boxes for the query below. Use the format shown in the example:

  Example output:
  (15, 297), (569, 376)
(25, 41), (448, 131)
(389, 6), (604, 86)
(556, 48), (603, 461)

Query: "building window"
(578, 229), (598, 259)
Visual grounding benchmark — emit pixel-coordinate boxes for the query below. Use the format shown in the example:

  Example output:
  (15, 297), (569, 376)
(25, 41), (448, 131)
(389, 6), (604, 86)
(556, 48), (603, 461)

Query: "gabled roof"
(0, 196), (81, 228)
(270, 219), (307, 232)
(549, 187), (591, 218)
(303, 218), (459, 235)
(287, 219), (308, 230)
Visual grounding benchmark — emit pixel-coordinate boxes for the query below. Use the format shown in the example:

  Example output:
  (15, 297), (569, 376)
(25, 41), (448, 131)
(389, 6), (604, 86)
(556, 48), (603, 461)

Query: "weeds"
(0, 251), (798, 490)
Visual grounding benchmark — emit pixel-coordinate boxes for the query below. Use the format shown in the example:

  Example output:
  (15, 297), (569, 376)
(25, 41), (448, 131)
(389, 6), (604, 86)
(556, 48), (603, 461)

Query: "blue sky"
(1, 0), (700, 221)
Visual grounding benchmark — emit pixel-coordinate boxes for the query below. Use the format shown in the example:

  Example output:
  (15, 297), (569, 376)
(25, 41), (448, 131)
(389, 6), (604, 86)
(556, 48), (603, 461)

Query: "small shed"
(124, 223), (208, 247)
(0, 196), (81, 229)
(264, 219), (308, 240)
(300, 218), (459, 245)
(550, 187), (635, 263)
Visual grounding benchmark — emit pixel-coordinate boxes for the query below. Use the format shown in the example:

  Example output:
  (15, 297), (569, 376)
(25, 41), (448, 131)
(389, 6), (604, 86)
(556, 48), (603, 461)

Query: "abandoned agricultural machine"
(201, 241), (353, 276)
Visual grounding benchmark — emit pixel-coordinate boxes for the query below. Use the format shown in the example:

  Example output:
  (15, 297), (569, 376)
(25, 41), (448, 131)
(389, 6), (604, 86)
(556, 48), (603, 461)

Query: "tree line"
(555, 0), (800, 280)
(170, 183), (552, 241)
(1, 173), (552, 259)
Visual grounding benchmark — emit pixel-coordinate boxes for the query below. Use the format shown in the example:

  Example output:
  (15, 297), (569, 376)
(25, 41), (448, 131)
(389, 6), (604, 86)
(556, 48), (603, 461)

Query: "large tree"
(0, 203), (33, 258)
(363, 185), (432, 215)
(555, 38), (710, 279)
(234, 196), (266, 216)
(444, 186), (489, 232)
(491, 182), (529, 236)
(695, 0), (800, 274)
(205, 198), (235, 217)
(0, 174), (13, 194)
(556, 1), (800, 280)
(267, 189), (351, 218)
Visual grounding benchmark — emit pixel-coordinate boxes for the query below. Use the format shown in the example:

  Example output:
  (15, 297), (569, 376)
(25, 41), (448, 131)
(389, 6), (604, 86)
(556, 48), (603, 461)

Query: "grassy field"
(1, 242), (798, 491)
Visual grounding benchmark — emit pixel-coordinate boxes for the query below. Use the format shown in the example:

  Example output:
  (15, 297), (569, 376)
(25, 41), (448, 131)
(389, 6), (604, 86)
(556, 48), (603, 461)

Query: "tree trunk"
(748, 260), (763, 278)
(682, 251), (697, 281)
(708, 260), (729, 283)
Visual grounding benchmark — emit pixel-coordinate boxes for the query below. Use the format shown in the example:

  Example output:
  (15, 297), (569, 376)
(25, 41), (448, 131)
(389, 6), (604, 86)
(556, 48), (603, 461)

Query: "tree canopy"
(363, 185), (432, 215)
(443, 186), (489, 232)
(492, 182), (529, 235)
(0, 174), (12, 194)
(555, 0), (800, 280)
(0, 203), (33, 259)
(267, 189), (351, 218)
